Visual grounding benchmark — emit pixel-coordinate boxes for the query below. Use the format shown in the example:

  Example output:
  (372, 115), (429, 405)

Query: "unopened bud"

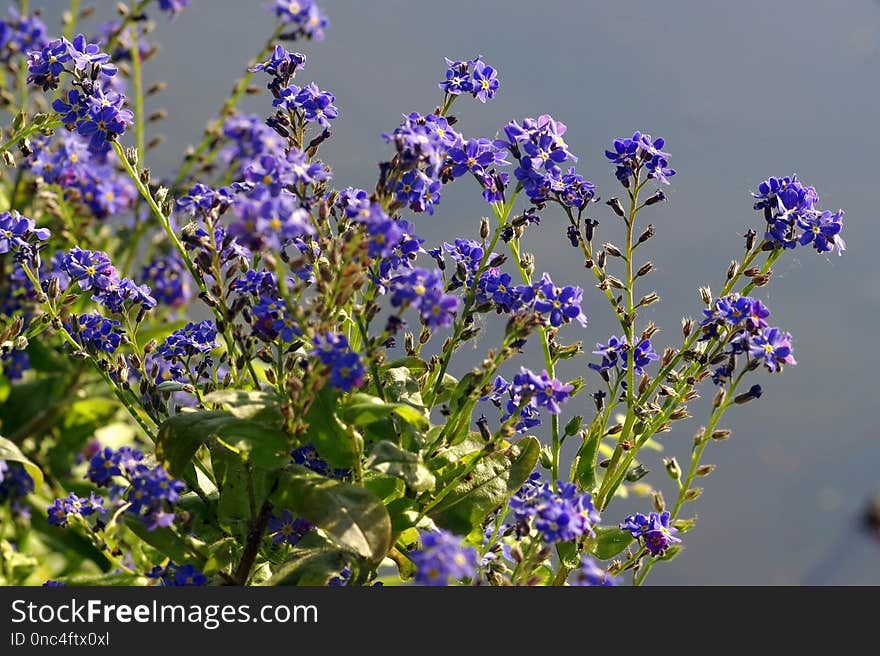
(636, 261), (654, 278)
(637, 224), (656, 244)
(726, 260), (739, 280)
(696, 464), (716, 477)
(639, 291), (659, 307)
(664, 457), (681, 482)
(711, 429), (731, 441)
(606, 197), (626, 218)
(604, 242), (622, 258)
(480, 217), (490, 240)
(644, 189), (666, 206)
(699, 286), (712, 305)
(684, 488), (704, 501)
(713, 387), (726, 408)
(681, 317), (693, 337)
(734, 384), (763, 404)
(652, 491), (666, 512)
(625, 464), (650, 482)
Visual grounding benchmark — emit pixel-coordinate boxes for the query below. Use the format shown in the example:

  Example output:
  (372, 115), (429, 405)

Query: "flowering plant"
(0, 0), (845, 587)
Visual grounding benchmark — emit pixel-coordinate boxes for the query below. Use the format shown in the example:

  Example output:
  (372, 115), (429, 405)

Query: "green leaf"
(365, 441), (435, 492)
(304, 387), (358, 468)
(589, 526), (634, 560)
(156, 410), (289, 476)
(339, 393), (429, 431)
(556, 541), (580, 570)
(0, 435), (43, 489)
(563, 415), (583, 437)
(428, 436), (540, 535)
(271, 466), (392, 564)
(124, 516), (205, 566)
(386, 497), (419, 533)
(572, 430), (602, 493)
(156, 410), (233, 478)
(60, 572), (150, 586)
(362, 471), (404, 503)
(382, 356), (428, 378)
(201, 389), (281, 421)
(264, 546), (351, 586)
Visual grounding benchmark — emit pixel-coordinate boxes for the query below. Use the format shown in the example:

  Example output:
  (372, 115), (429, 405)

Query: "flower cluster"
(46, 492), (106, 528)
(589, 335), (659, 377)
(439, 57), (499, 103)
(273, 0), (328, 41)
(619, 511), (681, 556)
(68, 312), (124, 354)
(83, 445), (184, 531)
(509, 475), (600, 543)
(389, 268), (459, 329)
(60, 247), (156, 315)
(701, 294), (796, 374)
(30, 34), (133, 153)
(495, 115), (595, 208)
(0, 8), (48, 61)
(483, 368), (574, 433)
(311, 332), (365, 392)
(148, 562), (207, 587)
(290, 443), (348, 479)
(569, 556), (618, 586)
(141, 254), (191, 309)
(752, 175), (845, 254)
(0, 211), (50, 259)
(605, 131), (676, 186)
(411, 530), (478, 586)
(0, 461), (34, 517)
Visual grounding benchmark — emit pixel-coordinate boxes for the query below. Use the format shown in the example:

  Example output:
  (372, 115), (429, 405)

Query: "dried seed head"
(699, 286), (712, 305)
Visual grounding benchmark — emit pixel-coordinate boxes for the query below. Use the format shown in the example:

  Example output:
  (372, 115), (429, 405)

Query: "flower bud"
(711, 429), (731, 441)
(734, 384), (763, 404)
(606, 197), (625, 218)
(644, 189), (667, 206)
(699, 286), (712, 305)
(480, 217), (490, 240)
(681, 317), (693, 337)
(726, 260), (739, 280)
(637, 224), (656, 244)
(713, 387), (726, 408)
(637, 261), (654, 278)
(664, 457), (682, 482)
(604, 242), (622, 258)
(652, 491), (666, 513)
(696, 464), (716, 477)
(625, 464), (650, 482)
(684, 487), (703, 501)
(639, 292), (659, 307)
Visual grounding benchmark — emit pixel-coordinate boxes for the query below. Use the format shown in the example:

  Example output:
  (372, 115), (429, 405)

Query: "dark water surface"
(31, 0), (880, 584)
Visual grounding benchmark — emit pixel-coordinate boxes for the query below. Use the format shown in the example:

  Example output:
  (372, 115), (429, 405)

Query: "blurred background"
(27, 0), (880, 584)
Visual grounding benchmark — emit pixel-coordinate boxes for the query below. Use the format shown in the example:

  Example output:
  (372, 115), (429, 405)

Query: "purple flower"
(412, 530), (478, 586)
(748, 326), (796, 372)
(509, 475), (600, 543)
(26, 38), (70, 90)
(66, 34), (116, 76)
(61, 247), (117, 291)
(471, 60), (499, 102)
(0, 211), (50, 253)
(512, 367), (573, 415)
(534, 272), (587, 327)
(156, 321), (218, 359)
(620, 511), (681, 556)
(310, 332), (365, 392)
(570, 557), (618, 586)
(157, 0), (192, 19)
(68, 313), (123, 353)
(268, 510), (313, 545)
(797, 210), (845, 255)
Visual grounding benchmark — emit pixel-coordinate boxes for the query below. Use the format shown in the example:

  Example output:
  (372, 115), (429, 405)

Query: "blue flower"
(291, 443), (348, 479)
(310, 332), (364, 391)
(68, 313), (123, 354)
(61, 246), (116, 291)
(157, 321), (218, 359)
(66, 34), (116, 76)
(748, 326), (796, 372)
(1, 350), (30, 381)
(509, 475), (600, 543)
(605, 131), (675, 186)
(0, 211), (50, 253)
(797, 210), (845, 255)
(142, 254), (191, 309)
(46, 492), (106, 528)
(157, 0), (192, 19)
(439, 58), (473, 95)
(620, 511), (681, 556)
(534, 272), (587, 327)
(412, 530), (478, 586)
(26, 38), (70, 90)
(268, 510), (313, 545)
(471, 60), (499, 102)
(570, 557), (618, 586)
